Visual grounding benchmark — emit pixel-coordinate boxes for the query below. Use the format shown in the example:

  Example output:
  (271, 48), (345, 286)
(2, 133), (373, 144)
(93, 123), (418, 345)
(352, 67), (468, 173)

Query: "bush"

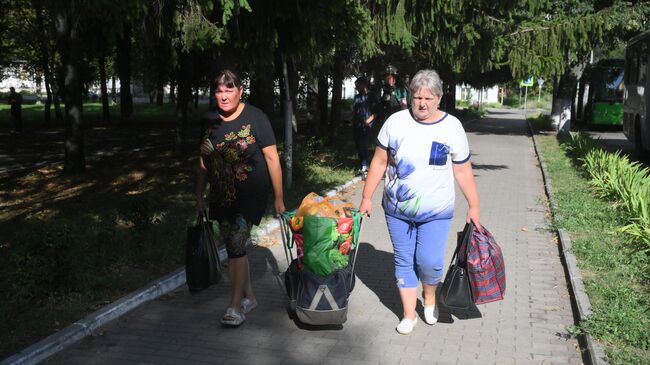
(566, 133), (650, 252)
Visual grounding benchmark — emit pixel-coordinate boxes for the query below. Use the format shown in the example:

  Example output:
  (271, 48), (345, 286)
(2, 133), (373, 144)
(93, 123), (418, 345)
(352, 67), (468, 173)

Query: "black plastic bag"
(186, 213), (222, 294)
(438, 222), (481, 320)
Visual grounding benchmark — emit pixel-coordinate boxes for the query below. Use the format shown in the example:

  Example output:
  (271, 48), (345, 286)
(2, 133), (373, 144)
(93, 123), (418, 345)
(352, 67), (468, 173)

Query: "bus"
(576, 58), (624, 127)
(623, 30), (650, 156)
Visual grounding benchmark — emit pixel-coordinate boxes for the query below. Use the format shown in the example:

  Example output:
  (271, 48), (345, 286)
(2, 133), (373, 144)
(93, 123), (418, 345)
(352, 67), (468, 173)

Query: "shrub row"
(566, 133), (650, 252)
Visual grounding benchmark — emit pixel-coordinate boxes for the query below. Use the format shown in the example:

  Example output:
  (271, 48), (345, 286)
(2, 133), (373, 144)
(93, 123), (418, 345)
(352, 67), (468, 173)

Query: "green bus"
(623, 30), (650, 157)
(576, 58), (624, 126)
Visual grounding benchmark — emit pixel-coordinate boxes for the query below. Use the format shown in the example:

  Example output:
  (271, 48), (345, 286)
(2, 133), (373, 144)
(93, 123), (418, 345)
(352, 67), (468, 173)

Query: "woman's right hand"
(358, 197), (373, 217)
(196, 196), (206, 213)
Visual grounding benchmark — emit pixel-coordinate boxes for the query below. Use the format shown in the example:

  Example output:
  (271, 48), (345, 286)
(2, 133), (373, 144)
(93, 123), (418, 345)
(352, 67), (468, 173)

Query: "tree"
(50, 0), (86, 173)
(504, 1), (650, 133)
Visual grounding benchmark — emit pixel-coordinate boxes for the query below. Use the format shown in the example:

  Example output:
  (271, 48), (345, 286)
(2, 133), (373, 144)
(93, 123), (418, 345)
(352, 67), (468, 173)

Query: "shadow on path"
(354, 242), (402, 319)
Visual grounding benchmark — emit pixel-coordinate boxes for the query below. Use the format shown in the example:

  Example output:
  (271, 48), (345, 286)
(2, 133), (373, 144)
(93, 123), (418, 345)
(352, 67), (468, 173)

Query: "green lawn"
(533, 128), (650, 365)
(0, 102), (180, 129)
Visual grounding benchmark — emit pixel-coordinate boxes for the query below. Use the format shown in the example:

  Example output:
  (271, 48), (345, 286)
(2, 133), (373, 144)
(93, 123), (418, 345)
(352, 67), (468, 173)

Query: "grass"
(531, 118), (650, 365)
(0, 102), (181, 129)
(503, 91), (553, 110)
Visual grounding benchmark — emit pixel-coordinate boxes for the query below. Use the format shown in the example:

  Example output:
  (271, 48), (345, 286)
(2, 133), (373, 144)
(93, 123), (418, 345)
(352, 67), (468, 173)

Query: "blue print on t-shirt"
(429, 141), (450, 166)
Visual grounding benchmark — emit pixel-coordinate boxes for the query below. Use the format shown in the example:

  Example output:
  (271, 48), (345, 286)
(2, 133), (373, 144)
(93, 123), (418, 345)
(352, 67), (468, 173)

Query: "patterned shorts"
(217, 214), (253, 259)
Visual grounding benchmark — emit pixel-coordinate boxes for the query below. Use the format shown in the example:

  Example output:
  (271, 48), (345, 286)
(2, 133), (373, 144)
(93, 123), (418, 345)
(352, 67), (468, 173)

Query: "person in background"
(380, 64), (409, 121)
(352, 77), (378, 179)
(196, 69), (285, 327)
(8, 87), (23, 133)
(359, 69), (481, 334)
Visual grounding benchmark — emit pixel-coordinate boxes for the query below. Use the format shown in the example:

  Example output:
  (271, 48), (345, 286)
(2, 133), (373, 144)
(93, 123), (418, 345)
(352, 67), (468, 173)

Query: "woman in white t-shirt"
(358, 69), (481, 334)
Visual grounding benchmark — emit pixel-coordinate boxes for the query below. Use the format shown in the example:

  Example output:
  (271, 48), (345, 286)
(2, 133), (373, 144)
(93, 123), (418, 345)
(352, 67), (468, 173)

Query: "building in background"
(455, 84), (499, 105)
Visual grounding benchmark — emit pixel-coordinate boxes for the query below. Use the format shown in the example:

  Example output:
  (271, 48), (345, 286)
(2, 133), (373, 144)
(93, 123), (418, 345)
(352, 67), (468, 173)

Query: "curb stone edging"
(526, 120), (609, 365)
(0, 268), (186, 365)
(1, 175), (363, 365)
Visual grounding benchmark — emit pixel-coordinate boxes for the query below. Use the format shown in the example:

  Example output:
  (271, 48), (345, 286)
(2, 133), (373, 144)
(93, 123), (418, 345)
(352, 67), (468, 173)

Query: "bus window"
(626, 47), (639, 84)
(639, 42), (648, 84)
(595, 68), (624, 101)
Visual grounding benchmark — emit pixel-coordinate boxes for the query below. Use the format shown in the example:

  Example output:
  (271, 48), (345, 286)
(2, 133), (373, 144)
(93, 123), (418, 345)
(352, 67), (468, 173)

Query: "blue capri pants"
(385, 215), (452, 288)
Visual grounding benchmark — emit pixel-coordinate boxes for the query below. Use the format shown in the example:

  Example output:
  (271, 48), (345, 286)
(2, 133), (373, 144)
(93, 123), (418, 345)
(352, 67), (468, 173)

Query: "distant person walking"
(380, 64), (409, 122)
(359, 69), (481, 334)
(352, 77), (378, 178)
(8, 87), (23, 133)
(195, 69), (285, 327)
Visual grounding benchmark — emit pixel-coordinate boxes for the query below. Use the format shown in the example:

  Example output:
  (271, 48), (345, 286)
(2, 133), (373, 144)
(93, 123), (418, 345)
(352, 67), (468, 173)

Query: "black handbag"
(185, 212), (222, 294)
(438, 221), (482, 320)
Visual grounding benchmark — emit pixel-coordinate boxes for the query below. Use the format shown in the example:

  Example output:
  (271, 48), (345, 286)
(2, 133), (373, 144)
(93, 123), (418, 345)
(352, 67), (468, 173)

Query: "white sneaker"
(396, 316), (418, 334)
(424, 304), (438, 325)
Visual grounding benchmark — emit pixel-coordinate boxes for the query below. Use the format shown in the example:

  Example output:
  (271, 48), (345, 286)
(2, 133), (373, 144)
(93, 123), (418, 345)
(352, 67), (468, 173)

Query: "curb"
(526, 120), (609, 365)
(1, 175), (363, 365)
(1, 268), (185, 365)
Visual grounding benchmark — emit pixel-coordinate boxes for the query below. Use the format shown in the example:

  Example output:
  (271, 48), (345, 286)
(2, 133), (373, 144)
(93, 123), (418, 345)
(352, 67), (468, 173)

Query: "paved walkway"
(49, 109), (583, 365)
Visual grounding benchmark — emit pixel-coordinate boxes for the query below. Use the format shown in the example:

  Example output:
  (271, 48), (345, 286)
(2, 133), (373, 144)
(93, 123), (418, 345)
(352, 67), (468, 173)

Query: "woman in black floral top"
(196, 69), (285, 326)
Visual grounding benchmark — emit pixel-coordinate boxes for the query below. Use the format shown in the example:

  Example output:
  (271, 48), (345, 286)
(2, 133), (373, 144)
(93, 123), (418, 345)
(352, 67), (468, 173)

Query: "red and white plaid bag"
(466, 225), (506, 305)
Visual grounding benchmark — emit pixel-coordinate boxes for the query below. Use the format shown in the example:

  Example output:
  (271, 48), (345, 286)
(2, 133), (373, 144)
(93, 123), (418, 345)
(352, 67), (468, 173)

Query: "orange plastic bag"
(295, 192), (354, 218)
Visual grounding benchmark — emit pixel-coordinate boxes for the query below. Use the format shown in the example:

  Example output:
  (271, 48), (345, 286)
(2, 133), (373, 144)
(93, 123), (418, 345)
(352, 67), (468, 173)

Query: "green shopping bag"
(302, 215), (339, 276)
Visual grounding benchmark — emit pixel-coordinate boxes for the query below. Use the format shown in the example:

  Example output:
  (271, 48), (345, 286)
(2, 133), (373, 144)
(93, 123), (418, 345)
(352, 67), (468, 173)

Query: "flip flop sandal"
(221, 307), (245, 326)
(241, 298), (258, 314)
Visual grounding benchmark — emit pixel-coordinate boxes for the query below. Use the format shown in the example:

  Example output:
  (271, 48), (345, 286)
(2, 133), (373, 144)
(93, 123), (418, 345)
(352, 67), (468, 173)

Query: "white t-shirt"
(376, 109), (470, 222)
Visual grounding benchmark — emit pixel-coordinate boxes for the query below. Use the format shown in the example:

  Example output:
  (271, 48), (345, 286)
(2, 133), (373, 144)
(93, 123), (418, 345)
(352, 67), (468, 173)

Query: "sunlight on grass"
(535, 133), (650, 365)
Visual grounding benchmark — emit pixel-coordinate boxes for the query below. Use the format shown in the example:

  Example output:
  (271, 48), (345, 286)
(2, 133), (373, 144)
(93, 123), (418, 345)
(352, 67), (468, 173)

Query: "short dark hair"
(355, 77), (369, 88)
(213, 69), (241, 89)
(9, 87), (15, 92)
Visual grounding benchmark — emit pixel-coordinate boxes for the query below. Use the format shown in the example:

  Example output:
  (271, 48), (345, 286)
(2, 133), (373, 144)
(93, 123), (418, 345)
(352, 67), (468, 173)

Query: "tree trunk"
(111, 77), (116, 103)
(99, 51), (110, 123)
(35, 2), (52, 126)
(328, 53), (345, 142)
(169, 80), (175, 103)
(439, 65), (456, 112)
(117, 25), (133, 125)
(306, 77), (318, 129)
(51, 60), (64, 122)
(287, 58), (299, 115)
(56, 10), (85, 173)
(156, 83), (164, 105)
(317, 71), (329, 132)
(445, 77), (457, 112)
(194, 87), (199, 109)
(174, 50), (193, 155)
(249, 60), (275, 118)
(281, 53), (293, 189)
(551, 57), (588, 135)
(44, 78), (53, 126)
(551, 72), (575, 136)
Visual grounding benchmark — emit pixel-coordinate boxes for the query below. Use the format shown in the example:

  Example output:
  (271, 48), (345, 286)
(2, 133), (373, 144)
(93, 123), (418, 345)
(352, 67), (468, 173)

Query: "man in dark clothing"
(380, 64), (409, 120)
(8, 87), (23, 133)
(352, 77), (378, 178)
